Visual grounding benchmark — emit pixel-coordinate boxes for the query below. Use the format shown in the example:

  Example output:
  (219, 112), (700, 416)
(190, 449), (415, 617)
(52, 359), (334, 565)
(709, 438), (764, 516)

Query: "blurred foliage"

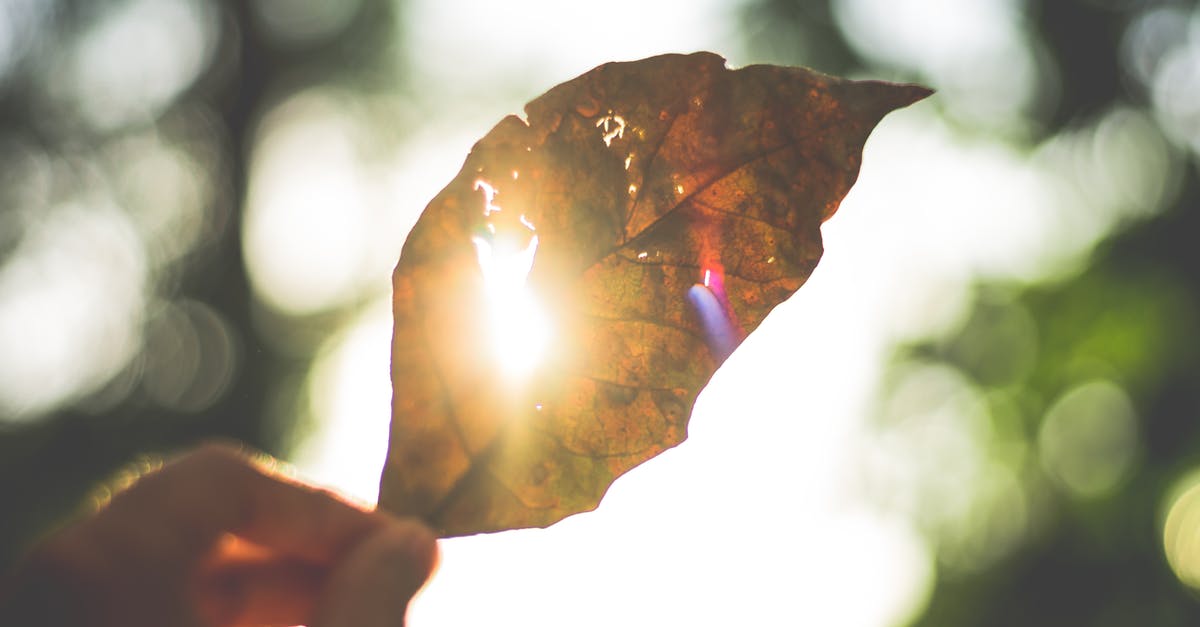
(892, 198), (1200, 624)
(0, 0), (406, 567)
(743, 0), (1200, 623)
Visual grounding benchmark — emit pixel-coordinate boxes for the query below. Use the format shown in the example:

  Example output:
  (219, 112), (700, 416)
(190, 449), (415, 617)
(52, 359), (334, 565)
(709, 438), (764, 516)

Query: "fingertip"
(368, 508), (439, 568)
(313, 517), (439, 627)
(376, 517), (440, 591)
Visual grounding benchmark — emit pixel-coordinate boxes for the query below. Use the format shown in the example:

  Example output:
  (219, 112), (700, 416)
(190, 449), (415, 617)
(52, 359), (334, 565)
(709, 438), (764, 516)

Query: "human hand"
(0, 442), (438, 627)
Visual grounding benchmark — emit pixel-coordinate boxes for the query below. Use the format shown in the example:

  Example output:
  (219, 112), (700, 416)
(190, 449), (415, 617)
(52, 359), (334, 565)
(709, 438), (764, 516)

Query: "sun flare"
(470, 179), (552, 378)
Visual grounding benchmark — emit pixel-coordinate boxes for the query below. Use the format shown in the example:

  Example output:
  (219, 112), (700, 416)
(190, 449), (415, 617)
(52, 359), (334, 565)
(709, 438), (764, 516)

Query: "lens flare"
(687, 266), (740, 361)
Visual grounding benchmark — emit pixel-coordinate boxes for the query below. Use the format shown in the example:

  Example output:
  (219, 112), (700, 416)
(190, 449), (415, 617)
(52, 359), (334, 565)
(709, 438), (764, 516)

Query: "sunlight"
(470, 179), (551, 378)
(473, 179), (501, 216)
(596, 112), (627, 146)
(294, 303), (393, 505)
(471, 234), (549, 377)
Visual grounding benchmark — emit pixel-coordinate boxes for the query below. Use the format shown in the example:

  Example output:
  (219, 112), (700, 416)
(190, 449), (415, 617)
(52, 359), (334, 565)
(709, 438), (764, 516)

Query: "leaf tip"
(901, 83), (935, 106)
(844, 79), (935, 123)
(874, 81), (934, 112)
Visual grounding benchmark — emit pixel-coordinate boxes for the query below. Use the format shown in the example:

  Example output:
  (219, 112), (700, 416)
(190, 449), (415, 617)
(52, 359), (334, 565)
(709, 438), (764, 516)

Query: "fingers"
(99, 441), (384, 565)
(192, 518), (437, 627)
(136, 442), (437, 626)
(312, 519), (439, 627)
(193, 553), (325, 627)
(8, 441), (438, 627)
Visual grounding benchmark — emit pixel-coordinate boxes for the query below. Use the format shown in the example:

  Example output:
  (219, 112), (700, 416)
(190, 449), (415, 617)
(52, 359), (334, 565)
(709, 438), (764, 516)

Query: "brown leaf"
(379, 52), (930, 536)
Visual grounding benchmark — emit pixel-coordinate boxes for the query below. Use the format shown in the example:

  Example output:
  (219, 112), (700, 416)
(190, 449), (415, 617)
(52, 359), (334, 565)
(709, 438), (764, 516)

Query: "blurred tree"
(0, 0), (404, 568)
(741, 0), (1200, 623)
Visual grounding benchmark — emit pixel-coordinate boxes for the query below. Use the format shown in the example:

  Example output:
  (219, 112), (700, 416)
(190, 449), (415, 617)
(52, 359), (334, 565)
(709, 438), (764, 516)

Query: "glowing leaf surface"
(379, 52), (930, 536)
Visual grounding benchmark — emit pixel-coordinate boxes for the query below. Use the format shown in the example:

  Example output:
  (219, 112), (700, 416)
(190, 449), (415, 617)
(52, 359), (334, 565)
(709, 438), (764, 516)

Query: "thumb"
(313, 518), (438, 627)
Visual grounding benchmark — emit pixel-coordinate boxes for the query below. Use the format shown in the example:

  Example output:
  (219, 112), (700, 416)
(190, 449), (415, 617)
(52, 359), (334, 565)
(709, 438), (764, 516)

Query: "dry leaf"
(379, 52), (930, 536)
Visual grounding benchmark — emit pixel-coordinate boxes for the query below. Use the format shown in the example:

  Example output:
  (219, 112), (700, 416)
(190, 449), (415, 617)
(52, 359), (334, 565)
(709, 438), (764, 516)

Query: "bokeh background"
(2, 0), (1199, 624)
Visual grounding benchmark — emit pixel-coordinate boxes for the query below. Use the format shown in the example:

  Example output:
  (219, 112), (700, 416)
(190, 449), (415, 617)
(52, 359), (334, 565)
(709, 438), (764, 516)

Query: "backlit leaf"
(379, 52), (930, 536)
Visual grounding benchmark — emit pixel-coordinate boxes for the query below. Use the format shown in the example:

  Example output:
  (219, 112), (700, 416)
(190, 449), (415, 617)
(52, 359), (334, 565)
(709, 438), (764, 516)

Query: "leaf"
(379, 52), (930, 536)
